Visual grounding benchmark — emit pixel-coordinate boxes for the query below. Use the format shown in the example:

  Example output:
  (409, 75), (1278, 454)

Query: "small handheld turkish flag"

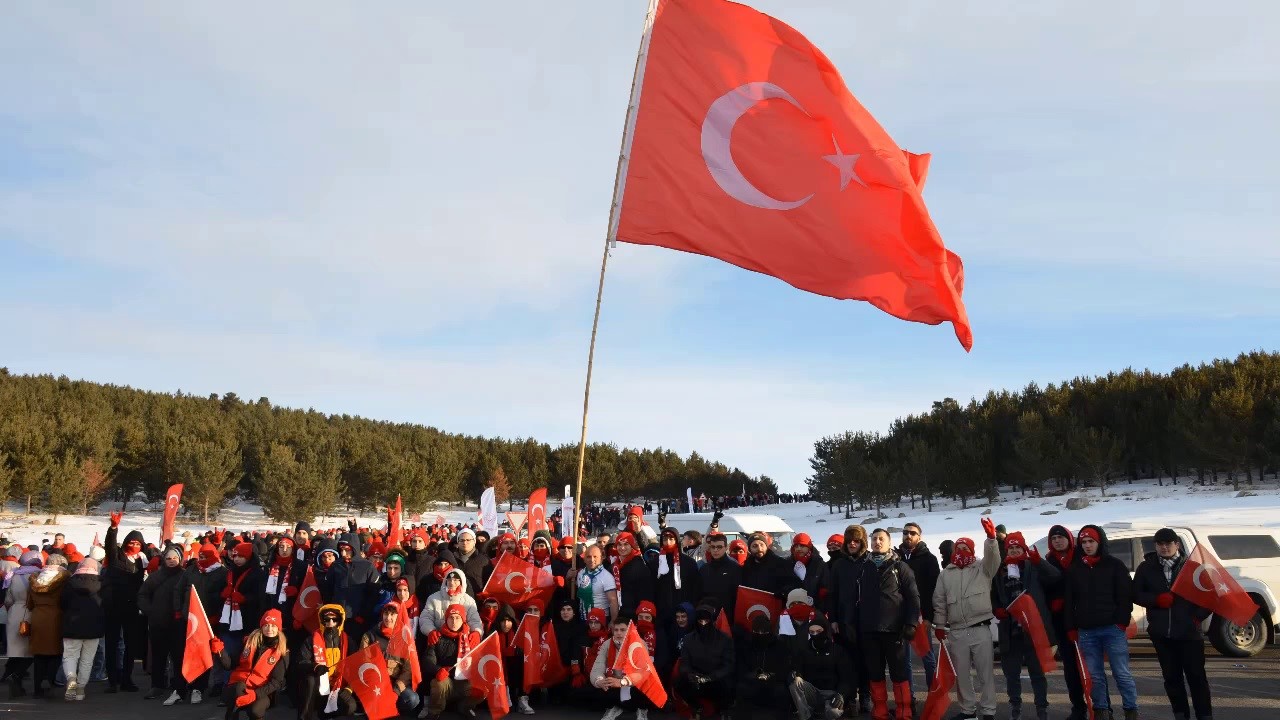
(920, 641), (957, 720)
(528, 488), (548, 535)
(181, 586), (214, 682)
(387, 604), (421, 690)
(160, 483), (184, 544)
(454, 632), (510, 719)
(481, 552), (556, 611)
(911, 616), (931, 658)
(292, 566), (321, 632)
(514, 613), (543, 692)
(538, 624), (569, 688)
(734, 586), (782, 631)
(714, 608), (732, 637)
(1007, 593), (1056, 673)
(616, 0), (972, 349)
(1172, 543), (1259, 626)
(342, 644), (397, 720)
(387, 495), (403, 550)
(613, 622), (668, 708)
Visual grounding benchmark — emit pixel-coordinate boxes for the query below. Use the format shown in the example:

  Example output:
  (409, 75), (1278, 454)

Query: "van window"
(1207, 535), (1280, 561)
(1110, 538), (1136, 572)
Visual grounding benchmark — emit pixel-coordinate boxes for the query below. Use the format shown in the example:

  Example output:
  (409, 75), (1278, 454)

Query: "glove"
(1067, 630), (1079, 643)
(427, 631), (441, 645)
(314, 664), (328, 676)
(175, 611), (183, 620)
(1028, 546), (1042, 564)
(934, 627), (948, 642)
(901, 625), (916, 642)
(211, 637), (225, 654)
(694, 674), (708, 686)
(658, 512), (667, 528)
(292, 618), (303, 631)
(284, 586), (298, 598)
(712, 510), (724, 525)
(981, 517), (997, 539)
(221, 586), (233, 600)
(1116, 624), (1127, 632)
(993, 608), (1009, 621)
(110, 512), (123, 527)
(555, 576), (565, 588)
(230, 591), (246, 605)
(435, 668), (450, 682)
(1156, 593), (1174, 609)
(354, 616), (366, 626)
(235, 689), (256, 708)
(1050, 598), (1065, 613)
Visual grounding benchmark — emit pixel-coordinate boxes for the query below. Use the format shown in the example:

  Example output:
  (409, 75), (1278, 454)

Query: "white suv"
(1035, 522), (1280, 657)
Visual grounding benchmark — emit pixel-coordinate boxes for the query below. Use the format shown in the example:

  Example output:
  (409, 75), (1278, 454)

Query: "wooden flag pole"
(571, 0), (660, 574)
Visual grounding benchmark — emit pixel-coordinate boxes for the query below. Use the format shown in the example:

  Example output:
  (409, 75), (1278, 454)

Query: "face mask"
(809, 632), (832, 652)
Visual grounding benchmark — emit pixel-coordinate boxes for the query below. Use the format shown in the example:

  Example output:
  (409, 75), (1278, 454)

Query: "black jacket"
(441, 548), (488, 601)
(329, 534), (379, 635)
(990, 558), (1061, 649)
(402, 548), (437, 599)
(176, 563), (229, 624)
(221, 560), (266, 631)
(855, 552), (920, 635)
(825, 552), (866, 632)
(102, 527), (147, 615)
(699, 555), (743, 619)
(678, 626), (735, 683)
(60, 573), (105, 639)
(736, 630), (790, 685)
(792, 630), (854, 698)
(260, 555), (307, 618)
(1063, 525), (1133, 631)
(898, 542), (941, 623)
(1133, 551), (1209, 640)
(654, 551), (703, 618)
(741, 551), (800, 600)
(615, 554), (655, 618)
(138, 563), (186, 630)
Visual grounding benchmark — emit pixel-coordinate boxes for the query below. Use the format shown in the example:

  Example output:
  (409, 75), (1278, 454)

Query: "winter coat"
(176, 563), (229, 625)
(550, 608), (588, 672)
(614, 553), (655, 618)
(418, 568), (483, 636)
(792, 553), (829, 608)
(402, 548), (437, 599)
(4, 568), (36, 657)
(60, 573), (106, 639)
(898, 542), (941, 624)
(1044, 526), (1075, 635)
(856, 552), (920, 635)
(103, 526), (148, 615)
(698, 555), (743, 619)
(28, 566), (70, 655)
(741, 551), (800, 600)
(736, 630), (790, 685)
(990, 558), (1061, 650)
(1063, 525), (1133, 631)
(933, 538), (1001, 629)
(826, 552), (868, 633)
(259, 555), (307, 619)
(440, 547), (488, 600)
(678, 625), (735, 683)
(654, 551), (703, 618)
(422, 627), (481, 679)
(792, 630), (854, 698)
(138, 563), (186, 630)
(1133, 551), (1208, 640)
(214, 638), (288, 694)
(327, 537), (378, 636)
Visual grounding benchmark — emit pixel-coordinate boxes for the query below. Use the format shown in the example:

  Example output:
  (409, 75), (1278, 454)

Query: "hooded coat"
(826, 525), (870, 632)
(29, 564), (70, 655)
(857, 549), (920, 635)
(550, 601), (588, 674)
(3, 551), (41, 658)
(61, 566), (106, 640)
(1063, 524), (1133, 632)
(103, 526), (148, 615)
(328, 533), (379, 636)
(791, 614), (855, 698)
(418, 568), (483, 636)
(678, 618), (735, 684)
(298, 604), (349, 683)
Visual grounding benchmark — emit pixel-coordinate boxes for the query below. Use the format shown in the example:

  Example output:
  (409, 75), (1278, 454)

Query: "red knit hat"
(260, 609), (283, 628)
(629, 505), (644, 517)
(1078, 527), (1101, 544)
(792, 533), (813, 549)
(615, 532), (637, 548)
(558, 536), (575, 549)
(826, 534), (845, 547)
(198, 543), (221, 569)
(232, 542), (254, 560)
(1003, 531), (1028, 552)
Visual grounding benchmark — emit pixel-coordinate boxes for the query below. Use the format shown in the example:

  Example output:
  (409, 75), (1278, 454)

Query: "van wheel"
(1209, 610), (1267, 657)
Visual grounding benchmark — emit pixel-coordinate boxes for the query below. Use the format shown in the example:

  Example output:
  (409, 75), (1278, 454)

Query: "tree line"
(0, 369), (776, 522)
(807, 351), (1280, 515)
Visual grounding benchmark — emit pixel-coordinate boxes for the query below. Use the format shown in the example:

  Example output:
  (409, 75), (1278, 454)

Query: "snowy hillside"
(3, 477), (1278, 554)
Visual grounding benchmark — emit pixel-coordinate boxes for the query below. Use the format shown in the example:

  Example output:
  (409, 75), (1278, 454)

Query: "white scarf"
(657, 554), (682, 590)
(794, 560), (807, 582)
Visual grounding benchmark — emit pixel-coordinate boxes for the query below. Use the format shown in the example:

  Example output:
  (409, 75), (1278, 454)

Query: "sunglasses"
(903, 530), (919, 536)
(322, 617), (340, 624)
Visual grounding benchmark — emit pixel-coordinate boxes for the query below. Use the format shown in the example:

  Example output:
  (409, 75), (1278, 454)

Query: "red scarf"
(433, 563), (452, 582)
(1082, 553), (1101, 567)
(221, 565), (252, 610)
(499, 627), (516, 658)
(439, 622), (475, 663)
(635, 619), (657, 655)
(310, 629), (347, 689)
(611, 550), (636, 596)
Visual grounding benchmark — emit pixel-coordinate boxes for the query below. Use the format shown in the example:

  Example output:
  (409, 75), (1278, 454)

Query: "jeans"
(92, 640), (107, 681)
(1078, 624), (1138, 711)
(905, 634), (937, 694)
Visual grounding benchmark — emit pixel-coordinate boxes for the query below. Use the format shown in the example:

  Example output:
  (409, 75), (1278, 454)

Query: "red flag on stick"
(1075, 640), (1094, 718)
(920, 641), (957, 720)
(514, 613), (543, 692)
(388, 604), (421, 690)
(527, 488), (548, 536)
(292, 565), (321, 632)
(342, 644), (398, 720)
(454, 632), (510, 719)
(181, 586), (214, 682)
(615, 0), (972, 350)
(387, 495), (403, 550)
(1172, 543), (1259, 626)
(160, 483), (183, 544)
(481, 552), (556, 611)
(1008, 592), (1056, 673)
(911, 616), (931, 658)
(714, 608), (732, 637)
(734, 586), (783, 631)
(613, 622), (668, 708)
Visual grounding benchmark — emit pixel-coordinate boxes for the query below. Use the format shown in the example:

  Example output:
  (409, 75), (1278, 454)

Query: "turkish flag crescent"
(613, 622), (668, 708)
(514, 613), (543, 692)
(1008, 592), (1057, 673)
(528, 488), (548, 536)
(387, 495), (403, 550)
(920, 641), (957, 720)
(481, 551), (556, 611)
(454, 632), (510, 719)
(1172, 543), (1259, 626)
(292, 565), (321, 632)
(616, 0), (971, 350)
(181, 586), (214, 682)
(734, 586), (783, 631)
(161, 483), (183, 544)
(341, 644), (398, 720)
(538, 625), (569, 688)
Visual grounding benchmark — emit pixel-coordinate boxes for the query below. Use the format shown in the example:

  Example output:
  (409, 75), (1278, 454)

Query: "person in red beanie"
(991, 531), (1060, 720)
(212, 609), (287, 720)
(210, 541), (264, 699)
(421, 604), (483, 719)
(172, 543), (228, 704)
(359, 602), (421, 716)
(623, 506), (659, 551)
(1064, 524), (1137, 720)
(728, 539), (748, 566)
(611, 531), (655, 619)
(825, 534), (846, 563)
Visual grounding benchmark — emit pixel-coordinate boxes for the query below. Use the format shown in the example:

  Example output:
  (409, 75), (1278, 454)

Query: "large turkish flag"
(617, 0), (971, 349)
(1172, 543), (1259, 627)
(481, 552), (556, 612)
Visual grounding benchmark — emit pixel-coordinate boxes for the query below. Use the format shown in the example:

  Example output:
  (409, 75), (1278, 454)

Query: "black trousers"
(297, 674), (358, 720)
(674, 675), (732, 713)
(1150, 635), (1213, 719)
(224, 681), (273, 720)
(735, 678), (790, 719)
(149, 624), (183, 690)
(837, 631), (870, 703)
(105, 610), (145, 687)
(861, 632), (908, 683)
(33, 656), (59, 691)
(1059, 635), (1087, 713)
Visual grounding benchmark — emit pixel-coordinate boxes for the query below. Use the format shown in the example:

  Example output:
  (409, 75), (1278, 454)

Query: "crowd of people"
(0, 503), (1218, 720)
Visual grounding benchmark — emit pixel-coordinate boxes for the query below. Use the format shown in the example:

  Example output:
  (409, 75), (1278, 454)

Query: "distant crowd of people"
(0, 504), (1218, 720)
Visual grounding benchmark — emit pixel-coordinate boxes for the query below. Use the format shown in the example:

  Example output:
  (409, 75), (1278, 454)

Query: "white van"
(646, 512), (796, 557)
(1034, 522), (1280, 657)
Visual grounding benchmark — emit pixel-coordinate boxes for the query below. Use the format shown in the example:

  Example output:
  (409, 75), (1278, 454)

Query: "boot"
(859, 690), (873, 715)
(7, 676), (24, 699)
(892, 682), (913, 720)
(870, 681), (890, 720)
(1123, 711), (1138, 720)
(1009, 701), (1021, 720)
(1036, 708), (1049, 720)
(1093, 710), (1114, 720)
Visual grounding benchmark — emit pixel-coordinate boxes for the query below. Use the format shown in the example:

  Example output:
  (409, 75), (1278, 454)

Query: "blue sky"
(2, 1), (1278, 492)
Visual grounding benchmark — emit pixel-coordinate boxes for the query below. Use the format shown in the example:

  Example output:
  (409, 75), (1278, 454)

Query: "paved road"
(6, 643), (1277, 720)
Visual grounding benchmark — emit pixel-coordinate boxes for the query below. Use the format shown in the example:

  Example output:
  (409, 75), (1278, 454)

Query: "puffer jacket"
(933, 537), (1000, 629)
(856, 551), (920, 635)
(138, 561), (185, 630)
(418, 568), (482, 635)
(61, 572), (106, 639)
(1133, 550), (1208, 640)
(1063, 525), (1133, 631)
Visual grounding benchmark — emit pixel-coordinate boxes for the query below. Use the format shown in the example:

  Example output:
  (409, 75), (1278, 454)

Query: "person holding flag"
(358, 601), (421, 717)
(295, 604), (358, 720)
(989, 531), (1060, 720)
(211, 609), (288, 720)
(932, 520), (1001, 720)
(590, 616), (656, 720)
(1063, 525), (1137, 720)
(173, 543), (227, 705)
(419, 604), (484, 719)
(1133, 528), (1214, 720)
(1043, 525), (1089, 720)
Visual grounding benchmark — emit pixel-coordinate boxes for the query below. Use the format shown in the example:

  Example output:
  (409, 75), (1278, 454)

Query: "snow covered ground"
(3, 477), (1278, 554)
